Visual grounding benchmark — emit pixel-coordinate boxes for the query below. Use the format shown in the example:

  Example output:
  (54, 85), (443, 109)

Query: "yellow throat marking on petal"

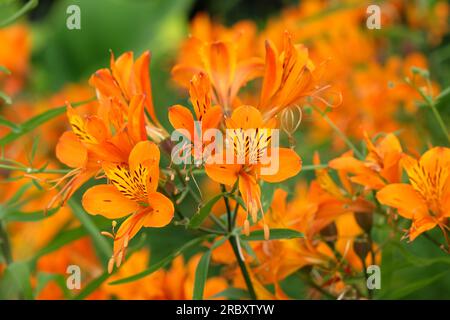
(229, 128), (272, 164)
(105, 163), (149, 203)
(69, 114), (98, 144)
(407, 161), (449, 215)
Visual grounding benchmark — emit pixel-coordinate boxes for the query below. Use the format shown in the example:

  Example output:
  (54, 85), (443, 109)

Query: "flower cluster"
(0, 0), (449, 300)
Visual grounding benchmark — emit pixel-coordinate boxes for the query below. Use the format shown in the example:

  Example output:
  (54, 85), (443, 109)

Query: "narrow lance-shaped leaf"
(189, 193), (227, 228)
(192, 250), (211, 300)
(0, 0), (39, 28)
(30, 227), (87, 264)
(68, 199), (111, 262)
(109, 235), (214, 285)
(0, 91), (12, 105)
(192, 235), (229, 300)
(0, 97), (95, 146)
(241, 228), (304, 241)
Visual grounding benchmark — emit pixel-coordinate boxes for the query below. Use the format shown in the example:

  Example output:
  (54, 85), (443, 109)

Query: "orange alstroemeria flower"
(168, 72), (223, 162)
(259, 32), (341, 119)
(172, 39), (263, 112)
(0, 24), (30, 96)
(52, 94), (147, 209)
(89, 51), (166, 141)
(82, 141), (174, 272)
(329, 133), (403, 190)
(205, 105), (302, 238)
(377, 147), (450, 241)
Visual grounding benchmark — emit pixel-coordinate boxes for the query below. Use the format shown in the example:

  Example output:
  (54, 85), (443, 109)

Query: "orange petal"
(85, 116), (109, 142)
(128, 140), (160, 192)
(409, 216), (438, 241)
(110, 51), (134, 100)
(89, 68), (124, 104)
(231, 57), (264, 104)
(226, 105), (263, 129)
(376, 184), (428, 219)
(328, 156), (367, 174)
(168, 104), (195, 140)
(260, 40), (281, 109)
(112, 210), (147, 264)
(144, 192), (174, 227)
(205, 154), (241, 186)
(56, 131), (87, 168)
(201, 105), (222, 132)
(171, 64), (204, 89)
(189, 72), (212, 120)
(134, 51), (159, 125)
(259, 148), (302, 183)
(82, 184), (140, 219)
(127, 94), (147, 143)
(420, 147), (450, 177)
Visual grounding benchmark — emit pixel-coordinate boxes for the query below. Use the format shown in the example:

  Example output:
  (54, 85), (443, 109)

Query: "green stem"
(0, 163), (70, 174)
(174, 166), (201, 204)
(231, 201), (240, 228)
(429, 101), (450, 143)
(297, 270), (336, 300)
(0, 0), (39, 28)
(362, 258), (373, 300)
(221, 184), (232, 232)
(302, 164), (328, 171)
(229, 235), (257, 300)
(414, 81), (450, 144)
(312, 106), (364, 158)
(198, 227), (226, 235)
(222, 184), (257, 299)
(0, 221), (12, 265)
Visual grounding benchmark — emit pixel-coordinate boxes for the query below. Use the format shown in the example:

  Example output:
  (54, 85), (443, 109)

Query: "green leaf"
(260, 181), (275, 213)
(4, 207), (59, 222)
(4, 181), (33, 207)
(0, 66), (11, 75)
(34, 273), (68, 299)
(0, 0), (39, 28)
(0, 97), (95, 146)
(384, 270), (450, 299)
(389, 242), (450, 268)
(30, 227), (87, 264)
(192, 250), (211, 300)
(211, 287), (250, 299)
(0, 91), (12, 105)
(0, 261), (33, 299)
(189, 193), (226, 229)
(436, 86), (450, 102)
(0, 116), (21, 132)
(74, 272), (110, 300)
(241, 228), (304, 241)
(68, 199), (111, 261)
(109, 235), (213, 285)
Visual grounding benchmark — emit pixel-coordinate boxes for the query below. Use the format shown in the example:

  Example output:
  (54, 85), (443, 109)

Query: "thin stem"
(221, 184), (232, 232)
(174, 166), (201, 204)
(302, 164), (328, 171)
(208, 214), (227, 231)
(232, 201), (240, 228)
(312, 106), (364, 158)
(362, 258), (373, 300)
(222, 184), (257, 299)
(414, 81), (450, 143)
(229, 235), (257, 300)
(429, 101), (450, 143)
(198, 227), (227, 235)
(0, 221), (12, 265)
(423, 232), (442, 248)
(297, 271), (336, 300)
(0, 163), (70, 174)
